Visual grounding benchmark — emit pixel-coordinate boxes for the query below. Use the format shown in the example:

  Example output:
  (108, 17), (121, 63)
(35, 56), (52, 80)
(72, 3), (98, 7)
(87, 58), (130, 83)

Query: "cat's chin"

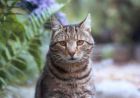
(68, 59), (78, 63)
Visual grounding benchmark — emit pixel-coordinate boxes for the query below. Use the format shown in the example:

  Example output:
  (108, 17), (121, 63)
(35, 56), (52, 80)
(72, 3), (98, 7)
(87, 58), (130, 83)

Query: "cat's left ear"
(51, 16), (63, 32)
(79, 13), (91, 32)
(51, 16), (63, 38)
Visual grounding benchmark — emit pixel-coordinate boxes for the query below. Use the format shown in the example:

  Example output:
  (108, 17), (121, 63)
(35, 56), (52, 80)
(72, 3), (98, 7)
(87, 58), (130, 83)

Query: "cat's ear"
(51, 16), (63, 32)
(79, 13), (91, 32)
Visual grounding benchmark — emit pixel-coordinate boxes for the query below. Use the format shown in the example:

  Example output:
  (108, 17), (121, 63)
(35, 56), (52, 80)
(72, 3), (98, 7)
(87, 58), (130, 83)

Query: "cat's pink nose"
(69, 51), (75, 57)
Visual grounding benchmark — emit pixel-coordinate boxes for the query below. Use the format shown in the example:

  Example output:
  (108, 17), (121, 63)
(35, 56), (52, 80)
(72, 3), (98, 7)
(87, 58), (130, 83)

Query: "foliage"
(0, 0), (64, 90)
(61, 0), (140, 43)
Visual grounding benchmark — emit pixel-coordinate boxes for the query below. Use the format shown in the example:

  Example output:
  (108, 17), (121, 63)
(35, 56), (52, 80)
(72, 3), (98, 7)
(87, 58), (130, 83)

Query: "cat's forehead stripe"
(65, 26), (77, 40)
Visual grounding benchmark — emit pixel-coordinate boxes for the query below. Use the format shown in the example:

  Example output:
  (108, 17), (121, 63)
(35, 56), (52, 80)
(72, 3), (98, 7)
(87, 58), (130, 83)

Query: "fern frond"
(25, 3), (64, 32)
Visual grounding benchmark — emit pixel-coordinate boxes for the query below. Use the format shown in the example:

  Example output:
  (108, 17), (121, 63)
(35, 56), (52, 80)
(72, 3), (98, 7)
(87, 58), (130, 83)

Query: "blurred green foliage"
(61, 0), (140, 43)
(0, 0), (64, 91)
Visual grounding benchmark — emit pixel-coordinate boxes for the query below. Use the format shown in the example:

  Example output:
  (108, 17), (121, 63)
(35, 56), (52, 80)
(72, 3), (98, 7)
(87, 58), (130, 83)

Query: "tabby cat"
(35, 14), (95, 98)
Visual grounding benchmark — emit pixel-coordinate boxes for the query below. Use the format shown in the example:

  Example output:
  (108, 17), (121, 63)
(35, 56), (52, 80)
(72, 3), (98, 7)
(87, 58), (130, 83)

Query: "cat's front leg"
(81, 92), (95, 98)
(81, 95), (95, 98)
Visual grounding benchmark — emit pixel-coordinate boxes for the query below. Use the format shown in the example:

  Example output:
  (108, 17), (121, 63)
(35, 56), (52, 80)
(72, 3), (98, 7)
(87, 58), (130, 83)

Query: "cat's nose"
(68, 51), (75, 57)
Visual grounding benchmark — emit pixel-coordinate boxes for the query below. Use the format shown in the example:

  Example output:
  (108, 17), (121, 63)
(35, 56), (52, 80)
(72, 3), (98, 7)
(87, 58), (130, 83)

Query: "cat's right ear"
(51, 16), (63, 32)
(79, 13), (91, 32)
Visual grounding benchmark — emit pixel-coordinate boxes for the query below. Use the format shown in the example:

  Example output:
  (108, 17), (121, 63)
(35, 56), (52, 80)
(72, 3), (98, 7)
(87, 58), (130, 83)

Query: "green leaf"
(28, 47), (42, 71)
(0, 77), (7, 87)
(25, 3), (65, 32)
(4, 47), (11, 61)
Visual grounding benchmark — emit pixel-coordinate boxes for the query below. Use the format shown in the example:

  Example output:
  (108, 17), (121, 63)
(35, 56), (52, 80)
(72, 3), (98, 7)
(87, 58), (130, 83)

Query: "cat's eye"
(59, 41), (66, 46)
(77, 40), (84, 46)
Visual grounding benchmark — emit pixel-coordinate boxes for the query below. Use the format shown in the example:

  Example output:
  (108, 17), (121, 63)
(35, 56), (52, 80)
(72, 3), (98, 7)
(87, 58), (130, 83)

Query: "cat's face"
(50, 14), (94, 63)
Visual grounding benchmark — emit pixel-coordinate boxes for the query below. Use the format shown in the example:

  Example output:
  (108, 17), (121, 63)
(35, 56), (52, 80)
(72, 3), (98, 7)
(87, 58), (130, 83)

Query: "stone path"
(94, 59), (140, 98)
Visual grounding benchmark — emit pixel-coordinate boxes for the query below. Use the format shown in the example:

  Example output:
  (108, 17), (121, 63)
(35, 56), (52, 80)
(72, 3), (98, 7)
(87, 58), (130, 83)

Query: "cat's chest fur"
(38, 56), (95, 98)
(41, 61), (95, 98)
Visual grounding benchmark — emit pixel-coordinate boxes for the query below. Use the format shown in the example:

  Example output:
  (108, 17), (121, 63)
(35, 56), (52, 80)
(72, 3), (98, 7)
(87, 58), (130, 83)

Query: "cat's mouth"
(69, 57), (77, 60)
(68, 57), (81, 62)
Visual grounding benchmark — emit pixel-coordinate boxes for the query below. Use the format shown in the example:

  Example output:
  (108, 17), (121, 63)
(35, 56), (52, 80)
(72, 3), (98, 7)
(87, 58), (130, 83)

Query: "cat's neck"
(47, 54), (93, 83)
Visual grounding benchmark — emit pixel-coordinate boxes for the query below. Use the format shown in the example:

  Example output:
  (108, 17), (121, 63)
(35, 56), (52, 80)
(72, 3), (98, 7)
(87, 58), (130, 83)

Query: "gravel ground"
(94, 59), (140, 98)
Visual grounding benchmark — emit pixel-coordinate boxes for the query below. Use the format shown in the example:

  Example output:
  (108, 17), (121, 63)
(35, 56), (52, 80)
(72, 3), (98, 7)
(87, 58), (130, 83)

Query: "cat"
(35, 14), (95, 98)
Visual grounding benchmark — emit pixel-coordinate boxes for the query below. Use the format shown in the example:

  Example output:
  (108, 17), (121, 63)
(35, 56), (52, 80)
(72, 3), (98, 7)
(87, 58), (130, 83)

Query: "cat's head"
(50, 14), (94, 63)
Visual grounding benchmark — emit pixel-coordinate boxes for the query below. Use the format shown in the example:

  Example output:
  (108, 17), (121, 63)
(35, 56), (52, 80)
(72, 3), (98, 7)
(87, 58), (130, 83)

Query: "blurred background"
(0, 0), (140, 98)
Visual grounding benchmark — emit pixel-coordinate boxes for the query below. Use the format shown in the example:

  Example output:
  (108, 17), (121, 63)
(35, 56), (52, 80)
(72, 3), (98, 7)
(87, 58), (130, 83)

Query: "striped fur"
(35, 14), (95, 98)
